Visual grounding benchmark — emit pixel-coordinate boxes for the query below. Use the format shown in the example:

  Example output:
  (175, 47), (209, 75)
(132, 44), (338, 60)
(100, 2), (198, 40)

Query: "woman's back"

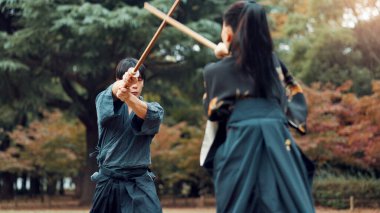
(203, 55), (285, 122)
(201, 1), (315, 212)
(203, 56), (254, 121)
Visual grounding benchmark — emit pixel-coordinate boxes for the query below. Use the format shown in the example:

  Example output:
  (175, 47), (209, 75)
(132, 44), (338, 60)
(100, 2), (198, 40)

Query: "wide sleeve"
(279, 60), (295, 86)
(277, 60), (308, 134)
(95, 84), (123, 126)
(131, 102), (164, 136)
(203, 63), (233, 122)
(203, 63), (213, 118)
(278, 60), (304, 97)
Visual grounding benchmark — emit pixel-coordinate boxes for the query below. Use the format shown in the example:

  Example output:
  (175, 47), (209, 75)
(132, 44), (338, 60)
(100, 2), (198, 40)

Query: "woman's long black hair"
(224, 1), (285, 106)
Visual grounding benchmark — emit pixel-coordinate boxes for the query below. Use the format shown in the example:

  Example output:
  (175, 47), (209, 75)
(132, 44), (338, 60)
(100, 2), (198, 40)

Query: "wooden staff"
(145, 3), (292, 81)
(144, 2), (217, 50)
(132, 0), (181, 74)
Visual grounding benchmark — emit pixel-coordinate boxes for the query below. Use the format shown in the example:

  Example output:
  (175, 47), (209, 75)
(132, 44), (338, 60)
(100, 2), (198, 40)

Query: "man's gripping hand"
(214, 42), (229, 59)
(116, 86), (131, 102)
(122, 68), (139, 88)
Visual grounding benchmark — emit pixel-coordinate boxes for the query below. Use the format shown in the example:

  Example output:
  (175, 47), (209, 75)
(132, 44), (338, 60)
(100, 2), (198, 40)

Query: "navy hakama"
(213, 99), (315, 213)
(90, 167), (161, 213)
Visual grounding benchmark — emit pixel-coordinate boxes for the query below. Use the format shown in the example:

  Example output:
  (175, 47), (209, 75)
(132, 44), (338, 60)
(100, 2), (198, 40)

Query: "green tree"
(354, 15), (380, 79)
(272, 0), (379, 95)
(0, 0), (230, 204)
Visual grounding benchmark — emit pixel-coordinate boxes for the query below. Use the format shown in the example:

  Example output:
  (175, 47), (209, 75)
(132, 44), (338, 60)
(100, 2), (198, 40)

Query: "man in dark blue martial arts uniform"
(90, 58), (164, 213)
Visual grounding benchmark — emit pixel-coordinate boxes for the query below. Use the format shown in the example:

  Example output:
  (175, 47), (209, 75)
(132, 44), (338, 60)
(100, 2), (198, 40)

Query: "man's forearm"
(113, 79), (148, 119)
(124, 95), (148, 119)
(112, 80), (124, 100)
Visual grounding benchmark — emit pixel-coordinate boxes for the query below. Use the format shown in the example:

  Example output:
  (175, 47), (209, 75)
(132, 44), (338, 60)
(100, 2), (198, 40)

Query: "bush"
(313, 174), (380, 209)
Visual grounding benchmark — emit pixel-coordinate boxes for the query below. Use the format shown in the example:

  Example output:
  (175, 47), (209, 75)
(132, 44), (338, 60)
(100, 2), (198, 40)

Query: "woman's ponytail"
(224, 1), (285, 106)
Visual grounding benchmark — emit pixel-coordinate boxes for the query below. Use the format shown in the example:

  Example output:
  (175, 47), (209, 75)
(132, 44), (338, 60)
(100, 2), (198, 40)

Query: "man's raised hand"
(122, 68), (139, 88)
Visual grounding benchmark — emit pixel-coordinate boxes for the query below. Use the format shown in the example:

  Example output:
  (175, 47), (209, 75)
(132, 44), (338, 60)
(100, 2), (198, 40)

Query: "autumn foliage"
(296, 81), (380, 173)
(151, 122), (213, 197)
(0, 111), (85, 176)
(1, 82), (379, 199)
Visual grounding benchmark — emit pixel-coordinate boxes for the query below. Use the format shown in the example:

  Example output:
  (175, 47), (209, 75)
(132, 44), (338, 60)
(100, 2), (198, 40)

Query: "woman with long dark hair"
(202, 1), (315, 212)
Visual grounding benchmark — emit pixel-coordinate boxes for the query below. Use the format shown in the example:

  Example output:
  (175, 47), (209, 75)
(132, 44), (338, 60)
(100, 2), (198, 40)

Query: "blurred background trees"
(0, 0), (230, 204)
(277, 0), (379, 95)
(0, 0), (380, 207)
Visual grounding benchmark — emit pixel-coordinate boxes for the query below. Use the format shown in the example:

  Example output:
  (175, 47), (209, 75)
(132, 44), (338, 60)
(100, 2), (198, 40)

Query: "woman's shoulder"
(203, 57), (236, 77)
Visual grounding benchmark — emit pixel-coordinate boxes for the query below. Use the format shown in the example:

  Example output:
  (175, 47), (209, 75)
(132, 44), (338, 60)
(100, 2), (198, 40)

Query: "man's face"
(130, 75), (144, 97)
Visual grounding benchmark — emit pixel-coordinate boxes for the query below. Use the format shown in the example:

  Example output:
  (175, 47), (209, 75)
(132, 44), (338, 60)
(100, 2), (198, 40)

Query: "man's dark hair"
(115, 58), (146, 80)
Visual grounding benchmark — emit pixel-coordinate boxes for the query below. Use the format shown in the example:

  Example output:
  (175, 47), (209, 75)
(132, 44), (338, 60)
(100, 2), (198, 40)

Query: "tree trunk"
(79, 122), (98, 206)
(30, 176), (41, 197)
(21, 173), (27, 195)
(46, 175), (57, 196)
(76, 85), (103, 206)
(0, 172), (15, 199)
(0, 138), (14, 199)
(73, 173), (83, 198)
(59, 177), (64, 195)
